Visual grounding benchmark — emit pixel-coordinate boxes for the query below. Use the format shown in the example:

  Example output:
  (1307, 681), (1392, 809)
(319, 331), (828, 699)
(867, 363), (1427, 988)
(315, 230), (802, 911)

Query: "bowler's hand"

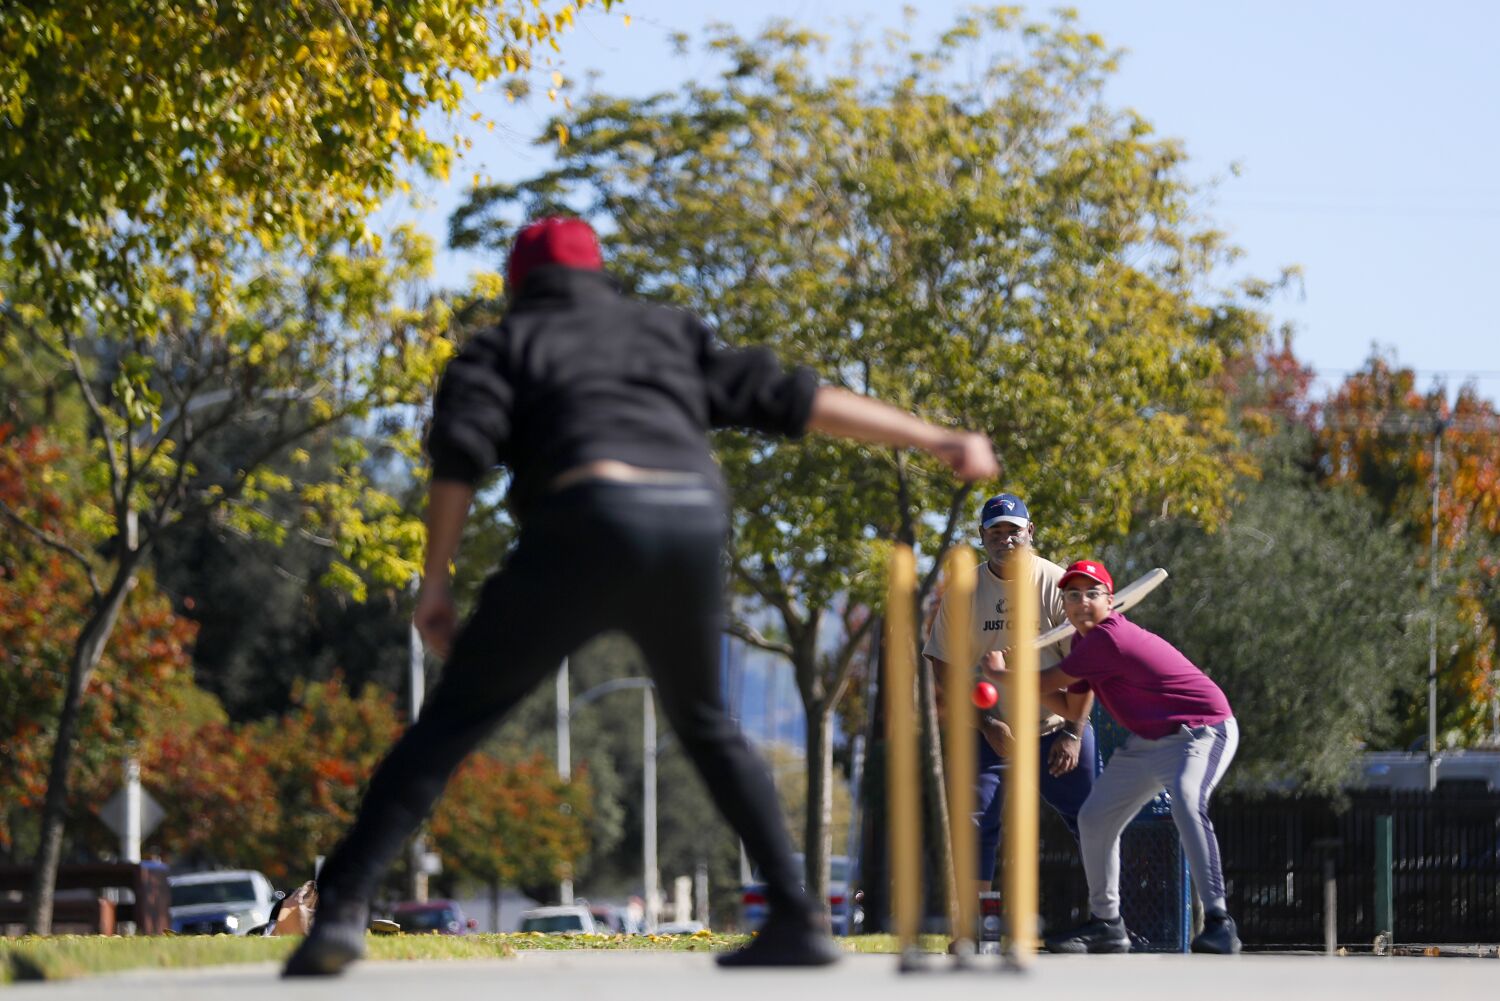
(934, 431), (1001, 482)
(979, 649), (1008, 678)
(1048, 733), (1082, 777)
(414, 580), (459, 659)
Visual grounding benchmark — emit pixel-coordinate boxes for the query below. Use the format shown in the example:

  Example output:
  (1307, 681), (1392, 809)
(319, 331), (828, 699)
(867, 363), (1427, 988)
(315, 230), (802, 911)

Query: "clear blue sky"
(396, 1), (1500, 404)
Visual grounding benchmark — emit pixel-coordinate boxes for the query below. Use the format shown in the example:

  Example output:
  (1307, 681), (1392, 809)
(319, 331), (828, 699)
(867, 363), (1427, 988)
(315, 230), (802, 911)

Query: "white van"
(518, 904), (598, 934)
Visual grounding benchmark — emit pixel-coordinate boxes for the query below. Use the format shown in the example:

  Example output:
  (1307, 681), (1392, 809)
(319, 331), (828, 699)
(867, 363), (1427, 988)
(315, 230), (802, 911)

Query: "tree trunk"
(802, 698), (834, 930)
(917, 641), (958, 935)
(490, 879), (501, 933)
(858, 621), (889, 932)
(26, 562), (136, 933)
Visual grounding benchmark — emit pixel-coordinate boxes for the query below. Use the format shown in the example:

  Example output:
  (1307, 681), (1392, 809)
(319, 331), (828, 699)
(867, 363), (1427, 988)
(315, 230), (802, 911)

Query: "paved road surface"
(4, 950), (1494, 999)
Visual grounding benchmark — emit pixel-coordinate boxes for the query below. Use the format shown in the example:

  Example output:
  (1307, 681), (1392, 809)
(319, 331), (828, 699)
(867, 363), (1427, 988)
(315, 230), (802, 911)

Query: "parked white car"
(168, 869), (276, 935)
(654, 920), (707, 935)
(518, 904), (598, 934)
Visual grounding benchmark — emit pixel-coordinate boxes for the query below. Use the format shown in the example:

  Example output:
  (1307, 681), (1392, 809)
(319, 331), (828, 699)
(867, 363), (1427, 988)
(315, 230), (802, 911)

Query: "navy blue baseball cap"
(980, 493), (1029, 529)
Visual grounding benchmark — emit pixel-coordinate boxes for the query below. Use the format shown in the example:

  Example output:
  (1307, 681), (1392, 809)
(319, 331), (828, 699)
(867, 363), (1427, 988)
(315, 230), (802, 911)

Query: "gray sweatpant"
(1079, 717), (1239, 920)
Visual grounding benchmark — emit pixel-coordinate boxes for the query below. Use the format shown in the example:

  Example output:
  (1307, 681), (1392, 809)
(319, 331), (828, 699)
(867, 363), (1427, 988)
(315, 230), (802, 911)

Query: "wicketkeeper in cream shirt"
(923, 493), (1097, 896)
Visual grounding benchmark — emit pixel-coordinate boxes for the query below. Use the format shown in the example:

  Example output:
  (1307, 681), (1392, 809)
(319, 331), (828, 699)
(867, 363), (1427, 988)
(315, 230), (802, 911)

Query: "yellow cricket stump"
(884, 544), (921, 967)
(1004, 548), (1039, 966)
(942, 546), (978, 957)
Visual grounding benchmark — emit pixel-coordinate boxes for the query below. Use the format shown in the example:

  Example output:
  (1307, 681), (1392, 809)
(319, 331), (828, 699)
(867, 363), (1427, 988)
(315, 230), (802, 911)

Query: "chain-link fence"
(1036, 707), (1192, 952)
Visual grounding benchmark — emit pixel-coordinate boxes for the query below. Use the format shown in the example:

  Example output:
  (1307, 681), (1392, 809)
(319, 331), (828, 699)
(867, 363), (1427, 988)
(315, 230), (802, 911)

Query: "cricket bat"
(1031, 567), (1170, 650)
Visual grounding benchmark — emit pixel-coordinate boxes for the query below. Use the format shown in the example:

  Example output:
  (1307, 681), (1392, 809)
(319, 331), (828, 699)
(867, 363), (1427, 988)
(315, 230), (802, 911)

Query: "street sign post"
(98, 758), (165, 862)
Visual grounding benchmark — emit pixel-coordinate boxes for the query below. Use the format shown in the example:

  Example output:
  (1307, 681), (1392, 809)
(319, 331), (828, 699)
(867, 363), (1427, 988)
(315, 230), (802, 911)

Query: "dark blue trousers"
(974, 724), (1098, 881)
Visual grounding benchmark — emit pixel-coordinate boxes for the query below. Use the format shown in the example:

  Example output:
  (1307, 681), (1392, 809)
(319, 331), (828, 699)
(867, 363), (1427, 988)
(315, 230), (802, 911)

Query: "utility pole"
(556, 659), (573, 905)
(643, 684), (659, 931)
(122, 758), (142, 864)
(559, 677), (658, 927)
(1427, 418), (1449, 791)
(409, 578), (429, 902)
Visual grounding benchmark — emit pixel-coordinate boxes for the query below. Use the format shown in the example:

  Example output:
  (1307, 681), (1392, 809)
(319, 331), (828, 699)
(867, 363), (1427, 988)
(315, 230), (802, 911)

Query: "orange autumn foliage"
(1316, 360), (1500, 740)
(1, 425), (199, 857)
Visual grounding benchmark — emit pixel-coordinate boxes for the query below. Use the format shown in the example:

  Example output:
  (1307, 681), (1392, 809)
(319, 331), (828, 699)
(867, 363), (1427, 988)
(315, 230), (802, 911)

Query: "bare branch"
(1, 302), (68, 362)
(918, 483), (975, 598)
(173, 405), (351, 527)
(147, 404), (243, 532)
(893, 449), (915, 547)
(297, 527), (339, 548)
(136, 364), (221, 474)
(731, 558), (802, 632)
(0, 499), (102, 599)
(825, 611), (877, 711)
(60, 332), (123, 505)
(725, 619), (794, 660)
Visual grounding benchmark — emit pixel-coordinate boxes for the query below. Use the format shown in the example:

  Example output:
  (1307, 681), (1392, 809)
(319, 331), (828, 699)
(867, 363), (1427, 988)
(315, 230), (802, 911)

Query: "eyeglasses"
(1061, 588), (1109, 605)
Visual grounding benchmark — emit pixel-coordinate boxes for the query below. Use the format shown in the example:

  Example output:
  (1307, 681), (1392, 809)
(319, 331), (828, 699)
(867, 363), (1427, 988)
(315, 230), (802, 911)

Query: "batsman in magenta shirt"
(1061, 613), (1232, 740)
(1009, 558), (1242, 956)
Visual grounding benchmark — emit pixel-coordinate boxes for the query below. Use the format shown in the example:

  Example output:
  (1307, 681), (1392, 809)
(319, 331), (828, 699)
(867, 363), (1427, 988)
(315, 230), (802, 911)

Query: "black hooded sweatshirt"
(426, 266), (820, 519)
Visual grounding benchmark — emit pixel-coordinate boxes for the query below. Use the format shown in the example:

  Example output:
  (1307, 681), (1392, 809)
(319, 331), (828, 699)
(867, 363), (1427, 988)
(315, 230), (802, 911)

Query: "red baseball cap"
(1059, 559), (1113, 592)
(507, 216), (603, 292)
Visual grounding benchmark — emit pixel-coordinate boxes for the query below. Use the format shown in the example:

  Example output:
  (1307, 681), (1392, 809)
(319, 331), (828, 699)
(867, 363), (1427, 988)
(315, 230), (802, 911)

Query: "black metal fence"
(1215, 788), (1500, 947)
(1037, 787), (1500, 948)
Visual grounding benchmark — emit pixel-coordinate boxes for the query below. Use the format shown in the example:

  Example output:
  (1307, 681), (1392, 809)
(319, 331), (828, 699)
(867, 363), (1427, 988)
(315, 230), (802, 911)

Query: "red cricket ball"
(972, 681), (999, 710)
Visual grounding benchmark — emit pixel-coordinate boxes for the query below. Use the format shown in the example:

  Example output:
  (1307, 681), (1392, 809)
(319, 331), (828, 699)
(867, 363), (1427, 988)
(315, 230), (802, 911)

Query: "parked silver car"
(168, 869), (276, 935)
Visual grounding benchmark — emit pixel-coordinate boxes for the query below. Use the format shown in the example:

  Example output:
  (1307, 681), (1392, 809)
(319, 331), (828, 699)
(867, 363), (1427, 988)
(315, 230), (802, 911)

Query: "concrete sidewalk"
(4, 949), (1494, 999)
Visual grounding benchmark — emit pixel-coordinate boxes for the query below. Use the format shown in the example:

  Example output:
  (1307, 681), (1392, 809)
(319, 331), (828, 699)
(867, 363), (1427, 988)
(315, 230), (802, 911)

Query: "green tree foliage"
(450, 7), (1276, 915)
(0, 0), (616, 326)
(148, 432), (417, 721)
(1104, 445), (1430, 794)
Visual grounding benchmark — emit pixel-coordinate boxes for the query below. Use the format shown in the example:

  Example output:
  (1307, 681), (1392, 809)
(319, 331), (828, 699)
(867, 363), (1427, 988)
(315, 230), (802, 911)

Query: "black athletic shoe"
(1190, 912), (1241, 955)
(1044, 915), (1132, 954)
(717, 914), (843, 968)
(281, 895), (369, 978)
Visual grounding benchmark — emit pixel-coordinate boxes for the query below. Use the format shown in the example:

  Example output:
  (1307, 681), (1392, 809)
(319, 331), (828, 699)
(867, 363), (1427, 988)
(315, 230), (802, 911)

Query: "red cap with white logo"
(1059, 559), (1114, 592)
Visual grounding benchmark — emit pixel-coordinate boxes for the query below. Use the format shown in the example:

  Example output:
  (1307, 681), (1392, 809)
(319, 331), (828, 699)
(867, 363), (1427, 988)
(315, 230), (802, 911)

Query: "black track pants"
(314, 481), (812, 923)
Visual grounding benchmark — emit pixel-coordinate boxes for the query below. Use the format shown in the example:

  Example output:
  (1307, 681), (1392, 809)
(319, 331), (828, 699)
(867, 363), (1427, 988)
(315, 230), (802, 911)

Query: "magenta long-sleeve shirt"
(1061, 613), (1231, 740)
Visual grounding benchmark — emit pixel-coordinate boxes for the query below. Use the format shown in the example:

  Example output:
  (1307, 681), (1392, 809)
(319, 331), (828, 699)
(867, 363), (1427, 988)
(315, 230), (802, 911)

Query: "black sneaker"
(717, 914), (843, 968)
(1044, 915), (1131, 954)
(281, 894), (369, 978)
(1190, 912), (1241, 955)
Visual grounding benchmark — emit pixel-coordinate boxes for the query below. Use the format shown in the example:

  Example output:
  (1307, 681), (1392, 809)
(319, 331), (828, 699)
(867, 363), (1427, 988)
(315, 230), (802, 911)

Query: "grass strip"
(0, 930), (956, 983)
(0, 933), (512, 983)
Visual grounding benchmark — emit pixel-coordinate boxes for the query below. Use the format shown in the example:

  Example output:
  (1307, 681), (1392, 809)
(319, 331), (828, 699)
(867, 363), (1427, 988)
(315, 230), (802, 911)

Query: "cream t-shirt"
(923, 554), (1070, 732)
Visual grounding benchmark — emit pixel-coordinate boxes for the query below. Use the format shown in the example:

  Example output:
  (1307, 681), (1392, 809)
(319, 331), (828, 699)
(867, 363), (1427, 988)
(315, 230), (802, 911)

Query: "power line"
(1217, 199), (1500, 220)
(1316, 416), (1500, 436)
(1309, 368), (1500, 380)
